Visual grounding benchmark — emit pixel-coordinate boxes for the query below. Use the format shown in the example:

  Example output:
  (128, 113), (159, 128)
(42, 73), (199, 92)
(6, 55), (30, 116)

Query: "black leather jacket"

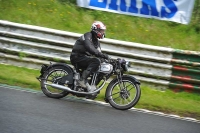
(71, 32), (107, 58)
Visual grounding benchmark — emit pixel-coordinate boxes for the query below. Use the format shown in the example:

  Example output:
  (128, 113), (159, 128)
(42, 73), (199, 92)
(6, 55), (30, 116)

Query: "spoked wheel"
(41, 66), (72, 99)
(106, 76), (141, 110)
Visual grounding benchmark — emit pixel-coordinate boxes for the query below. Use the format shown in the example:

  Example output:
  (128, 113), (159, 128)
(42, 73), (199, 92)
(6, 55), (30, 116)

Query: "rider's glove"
(98, 52), (110, 60)
(102, 53), (109, 60)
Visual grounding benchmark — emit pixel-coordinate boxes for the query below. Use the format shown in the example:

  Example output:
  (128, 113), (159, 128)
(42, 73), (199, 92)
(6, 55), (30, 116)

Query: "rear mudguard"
(45, 63), (74, 73)
(37, 63), (74, 81)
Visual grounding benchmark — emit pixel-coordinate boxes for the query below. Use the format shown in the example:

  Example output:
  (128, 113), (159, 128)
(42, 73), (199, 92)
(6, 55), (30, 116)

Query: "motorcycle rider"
(70, 21), (109, 92)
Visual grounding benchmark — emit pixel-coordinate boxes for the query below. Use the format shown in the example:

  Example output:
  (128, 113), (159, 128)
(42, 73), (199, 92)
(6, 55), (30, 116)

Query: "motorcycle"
(37, 58), (141, 110)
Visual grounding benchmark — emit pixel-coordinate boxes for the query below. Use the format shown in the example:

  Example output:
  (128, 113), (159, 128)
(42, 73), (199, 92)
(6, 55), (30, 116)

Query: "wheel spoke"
(49, 74), (55, 79)
(45, 69), (69, 94)
(110, 91), (121, 97)
(60, 70), (67, 77)
(123, 82), (127, 89)
(110, 80), (138, 106)
(112, 95), (122, 101)
(59, 70), (63, 76)
(128, 96), (133, 102)
(120, 98), (122, 105)
(116, 84), (121, 91)
(125, 83), (132, 89)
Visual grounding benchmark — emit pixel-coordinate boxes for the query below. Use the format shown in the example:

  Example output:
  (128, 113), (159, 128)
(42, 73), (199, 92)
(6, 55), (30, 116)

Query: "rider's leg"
(77, 57), (100, 91)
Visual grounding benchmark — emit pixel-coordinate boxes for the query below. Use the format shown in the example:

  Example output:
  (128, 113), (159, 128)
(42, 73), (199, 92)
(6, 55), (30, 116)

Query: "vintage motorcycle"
(37, 58), (141, 110)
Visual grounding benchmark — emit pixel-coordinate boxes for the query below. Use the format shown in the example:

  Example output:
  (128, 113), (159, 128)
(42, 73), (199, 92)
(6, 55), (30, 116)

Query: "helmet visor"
(99, 29), (105, 35)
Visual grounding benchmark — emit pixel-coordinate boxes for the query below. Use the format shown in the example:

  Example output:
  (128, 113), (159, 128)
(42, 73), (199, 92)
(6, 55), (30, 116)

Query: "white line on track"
(1, 84), (199, 124)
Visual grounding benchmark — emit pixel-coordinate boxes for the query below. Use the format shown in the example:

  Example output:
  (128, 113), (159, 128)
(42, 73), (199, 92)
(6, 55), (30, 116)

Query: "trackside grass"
(0, 0), (200, 51)
(0, 63), (200, 120)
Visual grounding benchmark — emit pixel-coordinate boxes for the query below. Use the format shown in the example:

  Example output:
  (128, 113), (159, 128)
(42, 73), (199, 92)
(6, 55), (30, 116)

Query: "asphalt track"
(0, 86), (199, 133)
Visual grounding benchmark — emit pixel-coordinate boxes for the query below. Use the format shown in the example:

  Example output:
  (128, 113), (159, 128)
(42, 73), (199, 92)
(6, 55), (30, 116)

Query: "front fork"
(117, 72), (125, 90)
(117, 72), (130, 99)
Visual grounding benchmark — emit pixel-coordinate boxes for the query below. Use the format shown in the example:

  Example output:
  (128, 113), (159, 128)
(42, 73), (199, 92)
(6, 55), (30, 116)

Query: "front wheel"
(105, 76), (141, 110)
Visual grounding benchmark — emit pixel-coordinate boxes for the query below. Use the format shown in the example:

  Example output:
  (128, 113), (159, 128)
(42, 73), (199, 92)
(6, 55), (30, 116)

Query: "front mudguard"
(124, 75), (140, 85)
(109, 75), (140, 85)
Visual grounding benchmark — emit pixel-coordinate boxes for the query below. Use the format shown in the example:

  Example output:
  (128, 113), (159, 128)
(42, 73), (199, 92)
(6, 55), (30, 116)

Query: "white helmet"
(91, 21), (106, 39)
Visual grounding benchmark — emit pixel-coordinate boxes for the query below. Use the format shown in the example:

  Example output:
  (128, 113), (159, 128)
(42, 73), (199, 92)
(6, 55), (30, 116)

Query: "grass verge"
(1, 63), (200, 120)
(0, 0), (200, 51)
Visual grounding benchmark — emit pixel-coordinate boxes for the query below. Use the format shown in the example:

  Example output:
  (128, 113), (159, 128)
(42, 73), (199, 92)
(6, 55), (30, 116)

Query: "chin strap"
(92, 30), (104, 39)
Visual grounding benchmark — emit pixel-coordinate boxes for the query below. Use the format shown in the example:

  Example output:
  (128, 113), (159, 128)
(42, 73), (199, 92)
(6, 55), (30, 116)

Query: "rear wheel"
(41, 65), (73, 99)
(105, 76), (141, 110)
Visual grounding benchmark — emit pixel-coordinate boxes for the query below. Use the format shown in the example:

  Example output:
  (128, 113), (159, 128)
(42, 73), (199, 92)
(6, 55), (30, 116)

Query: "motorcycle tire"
(41, 65), (72, 99)
(105, 76), (141, 110)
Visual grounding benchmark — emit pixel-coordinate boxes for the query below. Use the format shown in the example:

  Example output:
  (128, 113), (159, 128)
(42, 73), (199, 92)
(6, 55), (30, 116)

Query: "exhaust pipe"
(44, 82), (105, 95)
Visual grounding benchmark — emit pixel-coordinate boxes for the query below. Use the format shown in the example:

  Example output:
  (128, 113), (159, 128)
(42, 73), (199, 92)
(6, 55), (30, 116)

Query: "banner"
(77, 0), (195, 24)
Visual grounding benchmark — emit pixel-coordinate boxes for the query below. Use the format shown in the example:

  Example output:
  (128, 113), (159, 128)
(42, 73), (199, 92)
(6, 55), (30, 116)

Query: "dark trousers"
(70, 54), (101, 74)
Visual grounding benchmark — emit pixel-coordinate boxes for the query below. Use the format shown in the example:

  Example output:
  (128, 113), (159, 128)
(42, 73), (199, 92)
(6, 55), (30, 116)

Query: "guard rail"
(0, 20), (200, 92)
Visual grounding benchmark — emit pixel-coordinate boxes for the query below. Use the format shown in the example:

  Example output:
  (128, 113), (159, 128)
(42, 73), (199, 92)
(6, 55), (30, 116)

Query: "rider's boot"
(78, 70), (96, 92)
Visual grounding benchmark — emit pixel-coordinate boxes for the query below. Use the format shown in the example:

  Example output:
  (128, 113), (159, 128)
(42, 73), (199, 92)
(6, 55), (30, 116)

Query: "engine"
(98, 62), (113, 74)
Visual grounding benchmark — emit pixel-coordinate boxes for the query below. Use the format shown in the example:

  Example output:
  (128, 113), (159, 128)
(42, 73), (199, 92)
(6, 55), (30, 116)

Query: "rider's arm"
(83, 33), (109, 59)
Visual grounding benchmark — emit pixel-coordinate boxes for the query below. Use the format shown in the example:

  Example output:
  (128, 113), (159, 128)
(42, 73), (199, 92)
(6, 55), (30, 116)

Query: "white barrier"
(0, 20), (174, 88)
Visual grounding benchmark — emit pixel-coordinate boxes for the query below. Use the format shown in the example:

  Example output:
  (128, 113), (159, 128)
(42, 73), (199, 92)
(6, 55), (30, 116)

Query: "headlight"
(120, 58), (130, 72)
(124, 61), (130, 71)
